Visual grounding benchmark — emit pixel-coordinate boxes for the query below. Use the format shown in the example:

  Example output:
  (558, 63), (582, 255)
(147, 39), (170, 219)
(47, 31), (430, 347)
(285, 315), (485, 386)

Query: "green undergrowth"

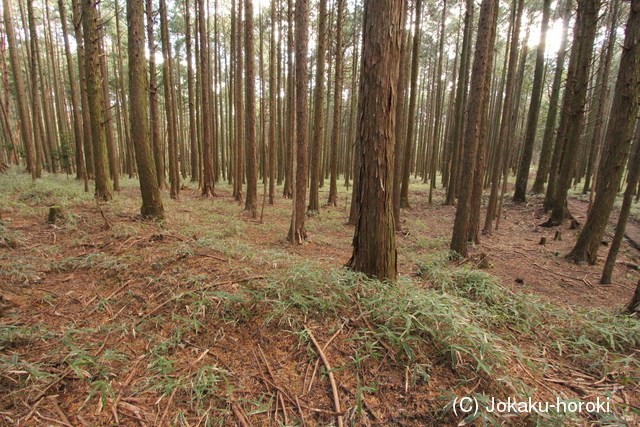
(2, 170), (639, 425)
(256, 254), (640, 425)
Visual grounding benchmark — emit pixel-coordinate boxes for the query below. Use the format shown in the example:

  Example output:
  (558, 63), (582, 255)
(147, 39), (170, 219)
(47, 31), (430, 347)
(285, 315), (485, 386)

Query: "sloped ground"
(1, 168), (639, 426)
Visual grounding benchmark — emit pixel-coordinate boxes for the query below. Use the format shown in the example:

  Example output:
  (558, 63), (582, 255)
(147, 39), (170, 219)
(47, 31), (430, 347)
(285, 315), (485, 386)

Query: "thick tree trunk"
(72, 0), (94, 180)
(288, 0), (309, 243)
(244, 0), (258, 215)
(545, 0), (601, 226)
(450, 0), (499, 257)
(82, 0), (112, 201)
(567, 0), (640, 264)
(602, 122), (640, 284)
(347, 0), (402, 282)
(127, 0), (164, 220)
(582, 0), (619, 196)
(198, 0), (215, 196)
(309, 0), (327, 212)
(327, 0), (344, 207)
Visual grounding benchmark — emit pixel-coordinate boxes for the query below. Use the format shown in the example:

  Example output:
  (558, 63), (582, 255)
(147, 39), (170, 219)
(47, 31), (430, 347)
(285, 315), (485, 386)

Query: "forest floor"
(1, 167), (640, 426)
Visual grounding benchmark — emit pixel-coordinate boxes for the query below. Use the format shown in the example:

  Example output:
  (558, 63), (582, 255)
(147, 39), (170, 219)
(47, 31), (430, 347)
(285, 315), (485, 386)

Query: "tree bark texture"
(347, 0), (402, 282)
(127, 0), (164, 219)
(567, 0), (640, 264)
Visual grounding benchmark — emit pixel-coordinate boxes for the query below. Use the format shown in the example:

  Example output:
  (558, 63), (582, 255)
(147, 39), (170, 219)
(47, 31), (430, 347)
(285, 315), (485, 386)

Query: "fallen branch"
(194, 252), (229, 263)
(305, 327), (344, 427)
(533, 263), (585, 284)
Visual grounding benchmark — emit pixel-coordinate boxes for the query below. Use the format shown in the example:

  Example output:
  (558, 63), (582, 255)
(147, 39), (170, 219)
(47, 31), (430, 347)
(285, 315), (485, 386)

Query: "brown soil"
(0, 179), (638, 426)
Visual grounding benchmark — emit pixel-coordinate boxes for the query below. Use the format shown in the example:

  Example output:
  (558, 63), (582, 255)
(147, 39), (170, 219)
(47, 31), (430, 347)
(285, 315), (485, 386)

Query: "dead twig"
(158, 387), (176, 426)
(30, 368), (72, 403)
(35, 411), (72, 427)
(294, 396), (307, 427)
(305, 327), (344, 427)
(48, 396), (73, 427)
(195, 253), (229, 262)
(95, 200), (112, 229)
(533, 263), (586, 284)
(232, 403), (251, 427)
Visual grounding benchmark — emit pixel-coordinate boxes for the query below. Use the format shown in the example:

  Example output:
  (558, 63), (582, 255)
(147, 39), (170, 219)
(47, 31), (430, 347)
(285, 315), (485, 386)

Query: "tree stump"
(539, 237), (547, 245)
(47, 206), (64, 224)
(477, 252), (491, 269)
(554, 231), (562, 241)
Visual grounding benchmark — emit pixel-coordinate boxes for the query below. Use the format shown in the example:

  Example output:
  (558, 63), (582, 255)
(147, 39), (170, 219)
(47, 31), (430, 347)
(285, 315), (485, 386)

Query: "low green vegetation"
(0, 168), (638, 426)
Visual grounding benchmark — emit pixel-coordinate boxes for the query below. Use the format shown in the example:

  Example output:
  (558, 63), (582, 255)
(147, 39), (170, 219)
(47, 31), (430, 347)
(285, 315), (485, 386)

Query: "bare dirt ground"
(1, 174), (639, 426)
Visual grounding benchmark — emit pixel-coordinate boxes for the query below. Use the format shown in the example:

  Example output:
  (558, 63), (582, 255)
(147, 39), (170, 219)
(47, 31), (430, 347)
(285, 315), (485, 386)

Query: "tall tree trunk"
(99, 38), (119, 191)
(146, 0), (165, 189)
(567, 0), (640, 264)
(233, 0), (245, 202)
(244, 0), (258, 215)
(3, 0), (36, 179)
(347, 35), (361, 225)
(392, 0), (409, 228)
(160, 0), (180, 199)
(602, 121), (640, 284)
(428, 0), (447, 204)
(545, 0), (601, 226)
(529, 0), (568, 197)
(268, 0), (277, 204)
(399, 0), (422, 209)
(484, 0), (525, 233)
(185, 0), (198, 182)
(288, 0), (309, 244)
(82, 0), (112, 200)
(30, 0), (58, 174)
(450, 0), (499, 257)
(327, 0), (344, 207)
(114, 0), (133, 179)
(582, 0), (619, 196)
(512, 0), (551, 201)
(445, 0), (474, 206)
(73, 0), (94, 181)
(347, 0), (402, 282)
(197, 0), (214, 196)
(308, 0), (327, 212)
(26, 0), (46, 177)
(127, 0), (164, 220)
(283, 0), (294, 199)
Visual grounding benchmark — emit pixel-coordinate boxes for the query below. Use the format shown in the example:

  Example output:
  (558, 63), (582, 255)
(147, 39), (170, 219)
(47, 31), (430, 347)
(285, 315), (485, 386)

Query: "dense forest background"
(1, 0), (640, 425)
(1, 0), (639, 280)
